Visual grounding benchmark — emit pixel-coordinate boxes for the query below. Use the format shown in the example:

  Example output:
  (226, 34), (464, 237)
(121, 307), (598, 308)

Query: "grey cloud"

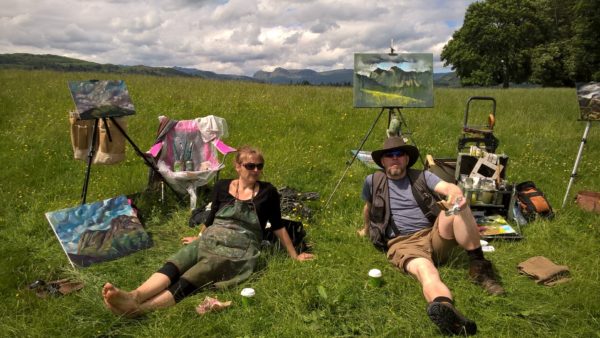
(310, 20), (339, 34)
(1, 0), (477, 75)
(284, 32), (302, 45)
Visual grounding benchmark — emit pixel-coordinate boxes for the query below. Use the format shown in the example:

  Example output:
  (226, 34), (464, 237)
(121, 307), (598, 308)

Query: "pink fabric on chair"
(213, 139), (237, 154)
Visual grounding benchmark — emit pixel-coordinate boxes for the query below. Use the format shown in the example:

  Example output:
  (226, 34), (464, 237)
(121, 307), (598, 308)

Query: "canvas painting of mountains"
(45, 195), (152, 268)
(353, 53), (433, 108)
(576, 82), (600, 121)
(68, 80), (135, 120)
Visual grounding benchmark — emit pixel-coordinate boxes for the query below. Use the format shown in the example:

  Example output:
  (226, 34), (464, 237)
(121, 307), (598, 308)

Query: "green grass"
(1, 69), (599, 337)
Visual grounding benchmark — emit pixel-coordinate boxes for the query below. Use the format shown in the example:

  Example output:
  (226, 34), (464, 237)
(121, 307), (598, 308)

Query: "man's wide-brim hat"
(371, 136), (420, 169)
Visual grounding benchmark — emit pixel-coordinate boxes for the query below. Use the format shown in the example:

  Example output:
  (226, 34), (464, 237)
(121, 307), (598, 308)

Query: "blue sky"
(0, 0), (476, 75)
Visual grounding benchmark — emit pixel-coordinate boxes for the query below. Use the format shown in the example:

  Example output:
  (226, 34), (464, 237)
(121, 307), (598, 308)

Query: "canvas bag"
(69, 114), (127, 164)
(516, 181), (554, 221)
(575, 191), (600, 214)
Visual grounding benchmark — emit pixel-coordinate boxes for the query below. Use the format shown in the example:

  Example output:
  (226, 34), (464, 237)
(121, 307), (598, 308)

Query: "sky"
(0, 0), (476, 76)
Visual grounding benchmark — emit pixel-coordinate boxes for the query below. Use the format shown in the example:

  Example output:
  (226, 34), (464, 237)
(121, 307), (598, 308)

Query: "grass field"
(1, 69), (599, 337)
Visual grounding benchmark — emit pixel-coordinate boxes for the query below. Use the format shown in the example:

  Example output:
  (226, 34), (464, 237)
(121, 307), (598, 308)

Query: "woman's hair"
(234, 145), (264, 164)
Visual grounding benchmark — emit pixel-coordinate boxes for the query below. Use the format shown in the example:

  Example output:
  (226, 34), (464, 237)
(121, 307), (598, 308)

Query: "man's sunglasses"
(383, 150), (404, 158)
(243, 162), (264, 170)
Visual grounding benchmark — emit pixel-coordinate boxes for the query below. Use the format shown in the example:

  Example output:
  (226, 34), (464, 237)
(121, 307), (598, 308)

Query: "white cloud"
(0, 0), (476, 74)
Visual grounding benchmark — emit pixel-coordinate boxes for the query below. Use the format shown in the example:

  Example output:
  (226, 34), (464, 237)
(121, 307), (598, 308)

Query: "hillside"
(0, 53), (459, 87)
(173, 66), (257, 82)
(253, 67), (353, 86)
(0, 53), (189, 77)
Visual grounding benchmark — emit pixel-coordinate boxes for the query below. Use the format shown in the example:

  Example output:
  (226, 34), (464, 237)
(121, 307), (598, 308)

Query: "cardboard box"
(455, 153), (508, 182)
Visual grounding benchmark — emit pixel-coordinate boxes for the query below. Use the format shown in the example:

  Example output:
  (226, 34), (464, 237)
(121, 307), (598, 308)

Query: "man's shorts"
(386, 219), (458, 272)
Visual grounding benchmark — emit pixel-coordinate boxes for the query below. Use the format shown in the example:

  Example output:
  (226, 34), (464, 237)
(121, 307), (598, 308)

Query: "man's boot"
(427, 301), (477, 335)
(469, 259), (505, 295)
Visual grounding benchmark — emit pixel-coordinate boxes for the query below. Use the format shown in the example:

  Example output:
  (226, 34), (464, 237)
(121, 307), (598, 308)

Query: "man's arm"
(433, 181), (467, 209)
(358, 201), (371, 236)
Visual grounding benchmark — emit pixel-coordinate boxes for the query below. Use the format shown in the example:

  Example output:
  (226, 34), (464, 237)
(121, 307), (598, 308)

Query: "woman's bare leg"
(103, 273), (172, 317)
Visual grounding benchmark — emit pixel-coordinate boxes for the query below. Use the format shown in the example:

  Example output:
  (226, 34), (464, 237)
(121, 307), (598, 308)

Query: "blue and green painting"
(68, 80), (135, 120)
(45, 195), (152, 268)
(353, 53), (433, 108)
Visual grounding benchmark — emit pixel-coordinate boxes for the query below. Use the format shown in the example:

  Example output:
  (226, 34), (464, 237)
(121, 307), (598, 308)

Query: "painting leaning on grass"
(45, 195), (152, 268)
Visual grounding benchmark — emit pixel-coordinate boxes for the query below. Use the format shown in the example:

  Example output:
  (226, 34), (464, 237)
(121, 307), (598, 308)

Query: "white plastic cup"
(368, 269), (383, 287)
(240, 288), (255, 307)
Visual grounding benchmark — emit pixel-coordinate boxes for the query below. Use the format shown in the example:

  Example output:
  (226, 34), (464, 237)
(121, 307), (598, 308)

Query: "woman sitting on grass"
(103, 145), (314, 317)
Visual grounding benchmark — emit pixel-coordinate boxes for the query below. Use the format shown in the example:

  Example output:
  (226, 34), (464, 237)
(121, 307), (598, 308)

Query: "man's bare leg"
(406, 257), (476, 335)
(436, 206), (480, 249)
(436, 207), (505, 295)
(405, 257), (452, 302)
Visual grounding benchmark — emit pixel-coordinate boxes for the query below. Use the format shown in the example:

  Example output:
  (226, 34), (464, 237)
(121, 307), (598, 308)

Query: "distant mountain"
(253, 67), (353, 86)
(255, 67), (458, 87)
(433, 72), (460, 87)
(174, 66), (257, 82)
(0, 53), (459, 87)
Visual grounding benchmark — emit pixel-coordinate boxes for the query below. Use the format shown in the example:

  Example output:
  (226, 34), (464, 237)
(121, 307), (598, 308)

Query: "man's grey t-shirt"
(362, 171), (441, 237)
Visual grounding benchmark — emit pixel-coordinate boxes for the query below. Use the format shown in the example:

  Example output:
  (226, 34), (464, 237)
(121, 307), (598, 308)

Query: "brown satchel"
(575, 191), (600, 214)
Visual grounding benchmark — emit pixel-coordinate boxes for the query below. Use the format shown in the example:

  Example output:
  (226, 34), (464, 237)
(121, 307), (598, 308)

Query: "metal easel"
(324, 106), (422, 208)
(562, 120), (596, 208)
(324, 42), (430, 208)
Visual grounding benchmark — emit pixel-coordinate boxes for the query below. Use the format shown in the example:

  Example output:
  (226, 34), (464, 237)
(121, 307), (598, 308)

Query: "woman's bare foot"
(102, 283), (141, 318)
(357, 228), (367, 237)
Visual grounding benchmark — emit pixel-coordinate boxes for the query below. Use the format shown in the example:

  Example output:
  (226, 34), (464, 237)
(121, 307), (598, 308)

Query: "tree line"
(441, 0), (599, 87)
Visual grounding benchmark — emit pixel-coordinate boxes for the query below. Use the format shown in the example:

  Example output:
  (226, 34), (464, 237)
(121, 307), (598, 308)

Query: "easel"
(81, 116), (181, 205)
(325, 42), (432, 208)
(324, 106), (422, 208)
(562, 120), (596, 208)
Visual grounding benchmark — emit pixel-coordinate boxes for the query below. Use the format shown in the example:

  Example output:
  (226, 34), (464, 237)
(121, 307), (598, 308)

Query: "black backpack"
(516, 181), (554, 222)
(263, 218), (308, 253)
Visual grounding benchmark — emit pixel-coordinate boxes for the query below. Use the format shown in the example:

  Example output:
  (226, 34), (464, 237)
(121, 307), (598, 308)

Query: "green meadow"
(1, 69), (599, 337)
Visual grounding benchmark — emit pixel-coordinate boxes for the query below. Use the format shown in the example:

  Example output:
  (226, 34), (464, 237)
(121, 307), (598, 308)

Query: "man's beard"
(386, 166), (405, 178)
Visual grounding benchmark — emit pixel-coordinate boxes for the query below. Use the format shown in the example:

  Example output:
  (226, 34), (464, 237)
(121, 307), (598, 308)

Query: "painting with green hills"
(353, 53), (433, 108)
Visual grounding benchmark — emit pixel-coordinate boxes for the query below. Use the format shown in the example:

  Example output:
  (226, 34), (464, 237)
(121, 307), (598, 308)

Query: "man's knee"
(406, 257), (439, 282)
(435, 215), (455, 241)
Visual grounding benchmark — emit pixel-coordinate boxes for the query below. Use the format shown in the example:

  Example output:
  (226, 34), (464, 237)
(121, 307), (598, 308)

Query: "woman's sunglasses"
(242, 162), (264, 170)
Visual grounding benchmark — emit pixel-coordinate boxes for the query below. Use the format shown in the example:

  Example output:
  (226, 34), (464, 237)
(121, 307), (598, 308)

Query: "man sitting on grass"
(358, 137), (504, 336)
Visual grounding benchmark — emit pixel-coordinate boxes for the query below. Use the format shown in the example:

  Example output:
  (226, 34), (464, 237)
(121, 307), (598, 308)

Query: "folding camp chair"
(147, 115), (236, 208)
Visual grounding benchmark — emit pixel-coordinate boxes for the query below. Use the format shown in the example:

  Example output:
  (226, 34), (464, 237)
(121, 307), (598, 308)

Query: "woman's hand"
(181, 236), (198, 245)
(295, 252), (315, 261)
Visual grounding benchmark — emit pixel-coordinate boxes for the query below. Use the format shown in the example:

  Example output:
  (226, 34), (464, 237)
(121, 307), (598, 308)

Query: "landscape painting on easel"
(45, 195), (152, 268)
(353, 53), (433, 108)
(68, 80), (135, 120)
(576, 82), (600, 121)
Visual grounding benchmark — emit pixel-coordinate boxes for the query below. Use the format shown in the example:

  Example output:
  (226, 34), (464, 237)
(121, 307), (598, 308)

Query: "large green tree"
(443, 0), (600, 87)
(442, 0), (547, 87)
(568, 0), (600, 82)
